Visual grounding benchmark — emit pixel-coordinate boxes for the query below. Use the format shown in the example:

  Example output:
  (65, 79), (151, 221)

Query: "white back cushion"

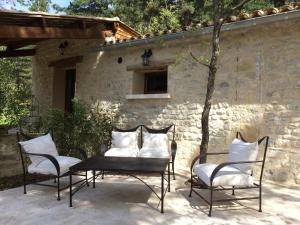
(228, 138), (258, 174)
(111, 131), (139, 149)
(19, 133), (58, 166)
(142, 132), (169, 152)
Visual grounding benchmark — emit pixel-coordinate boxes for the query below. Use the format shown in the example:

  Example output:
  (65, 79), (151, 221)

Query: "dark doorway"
(65, 69), (76, 113)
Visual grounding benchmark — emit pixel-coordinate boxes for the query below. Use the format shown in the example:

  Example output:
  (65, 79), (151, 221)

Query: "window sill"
(125, 93), (171, 100)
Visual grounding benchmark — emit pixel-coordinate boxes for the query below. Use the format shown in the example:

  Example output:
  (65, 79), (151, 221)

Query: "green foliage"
(0, 57), (32, 126)
(52, 0), (291, 33)
(52, 0), (113, 17)
(17, 0), (52, 12)
(44, 99), (115, 158)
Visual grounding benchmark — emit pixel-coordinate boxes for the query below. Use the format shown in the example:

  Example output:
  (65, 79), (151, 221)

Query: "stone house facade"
(32, 9), (300, 183)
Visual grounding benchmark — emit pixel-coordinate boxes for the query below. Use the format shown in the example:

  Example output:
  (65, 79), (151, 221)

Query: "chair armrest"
(26, 152), (60, 176)
(170, 140), (177, 162)
(210, 160), (263, 185)
(190, 152), (228, 172)
(73, 147), (88, 160)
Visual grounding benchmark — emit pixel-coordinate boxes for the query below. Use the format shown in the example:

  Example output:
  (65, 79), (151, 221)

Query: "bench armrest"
(171, 140), (177, 162)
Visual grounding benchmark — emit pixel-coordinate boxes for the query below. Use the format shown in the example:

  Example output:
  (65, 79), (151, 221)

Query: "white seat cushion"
(194, 163), (254, 187)
(104, 147), (139, 157)
(28, 156), (81, 176)
(228, 138), (258, 174)
(19, 133), (58, 166)
(138, 148), (170, 158)
(111, 131), (139, 149)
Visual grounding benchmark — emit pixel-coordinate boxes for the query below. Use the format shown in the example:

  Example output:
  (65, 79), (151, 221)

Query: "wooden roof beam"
(0, 49), (36, 57)
(0, 25), (109, 39)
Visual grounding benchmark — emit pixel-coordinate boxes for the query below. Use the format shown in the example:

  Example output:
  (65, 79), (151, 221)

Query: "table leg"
(93, 170), (95, 188)
(168, 163), (170, 192)
(161, 172), (164, 213)
(69, 171), (72, 207)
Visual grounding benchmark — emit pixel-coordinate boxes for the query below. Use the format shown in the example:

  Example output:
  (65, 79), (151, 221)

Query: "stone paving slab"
(0, 168), (300, 225)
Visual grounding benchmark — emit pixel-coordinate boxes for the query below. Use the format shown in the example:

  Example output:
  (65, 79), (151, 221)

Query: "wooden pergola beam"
(0, 25), (111, 39)
(0, 49), (36, 57)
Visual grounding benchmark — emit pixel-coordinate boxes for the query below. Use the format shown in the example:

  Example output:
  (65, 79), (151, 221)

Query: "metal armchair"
(189, 132), (269, 216)
(17, 129), (88, 200)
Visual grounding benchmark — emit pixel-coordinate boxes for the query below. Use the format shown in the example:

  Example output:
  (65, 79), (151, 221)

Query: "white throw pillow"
(19, 133), (59, 166)
(111, 131), (139, 149)
(228, 138), (258, 174)
(142, 132), (169, 152)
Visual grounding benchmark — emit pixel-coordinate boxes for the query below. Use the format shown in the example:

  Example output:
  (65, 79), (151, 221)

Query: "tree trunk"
(199, 1), (223, 163)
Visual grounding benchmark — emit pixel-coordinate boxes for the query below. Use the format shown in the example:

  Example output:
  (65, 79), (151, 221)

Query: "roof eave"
(97, 9), (300, 51)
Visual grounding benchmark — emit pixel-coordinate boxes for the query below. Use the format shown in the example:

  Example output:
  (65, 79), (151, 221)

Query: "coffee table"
(69, 156), (170, 213)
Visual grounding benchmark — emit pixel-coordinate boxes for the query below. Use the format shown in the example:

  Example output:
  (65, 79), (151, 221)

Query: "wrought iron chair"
(17, 129), (88, 200)
(189, 132), (269, 216)
(142, 124), (177, 180)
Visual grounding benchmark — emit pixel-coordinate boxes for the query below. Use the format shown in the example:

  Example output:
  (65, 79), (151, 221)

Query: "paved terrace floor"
(0, 168), (300, 225)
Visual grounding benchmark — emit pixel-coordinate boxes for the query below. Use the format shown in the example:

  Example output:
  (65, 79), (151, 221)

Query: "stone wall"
(32, 39), (103, 114)
(0, 134), (23, 178)
(32, 18), (300, 183)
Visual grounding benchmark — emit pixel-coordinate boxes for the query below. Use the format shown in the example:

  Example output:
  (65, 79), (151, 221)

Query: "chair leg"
(23, 173), (27, 194)
(57, 176), (60, 201)
(85, 171), (89, 186)
(102, 171), (104, 179)
(189, 176), (193, 197)
(54, 178), (56, 183)
(172, 162), (175, 180)
(259, 185), (262, 212)
(232, 186), (235, 195)
(93, 170), (96, 188)
(208, 187), (213, 217)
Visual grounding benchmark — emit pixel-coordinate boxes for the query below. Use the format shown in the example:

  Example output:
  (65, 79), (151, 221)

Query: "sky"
(0, 0), (72, 12)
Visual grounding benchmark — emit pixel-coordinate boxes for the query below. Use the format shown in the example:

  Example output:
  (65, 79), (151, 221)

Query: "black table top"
(70, 156), (169, 174)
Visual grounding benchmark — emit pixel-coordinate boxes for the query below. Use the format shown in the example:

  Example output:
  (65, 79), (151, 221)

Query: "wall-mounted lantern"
(141, 49), (152, 66)
(58, 41), (69, 55)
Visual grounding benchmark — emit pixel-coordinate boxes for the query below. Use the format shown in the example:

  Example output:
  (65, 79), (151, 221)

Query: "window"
(127, 63), (172, 99)
(144, 71), (168, 94)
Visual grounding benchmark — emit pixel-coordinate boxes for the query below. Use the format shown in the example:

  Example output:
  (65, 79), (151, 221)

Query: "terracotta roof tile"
(103, 4), (300, 47)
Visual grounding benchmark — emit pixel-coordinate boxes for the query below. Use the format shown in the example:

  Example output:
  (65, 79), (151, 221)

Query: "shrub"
(44, 99), (116, 158)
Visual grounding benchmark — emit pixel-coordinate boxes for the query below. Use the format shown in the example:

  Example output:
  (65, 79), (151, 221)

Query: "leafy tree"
(53, 0), (113, 17)
(0, 56), (32, 126)
(52, 0), (290, 33)
(17, 0), (52, 11)
(196, 0), (254, 163)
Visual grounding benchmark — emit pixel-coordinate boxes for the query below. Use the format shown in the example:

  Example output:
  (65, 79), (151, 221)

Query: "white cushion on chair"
(28, 156), (81, 176)
(142, 132), (169, 152)
(19, 133), (58, 166)
(138, 148), (170, 158)
(104, 147), (139, 157)
(228, 138), (258, 174)
(111, 131), (139, 149)
(194, 163), (254, 187)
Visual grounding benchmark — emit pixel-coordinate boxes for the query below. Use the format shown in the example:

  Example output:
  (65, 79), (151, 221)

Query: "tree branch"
(232, 0), (251, 11)
(190, 52), (210, 68)
(224, 0), (252, 18)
